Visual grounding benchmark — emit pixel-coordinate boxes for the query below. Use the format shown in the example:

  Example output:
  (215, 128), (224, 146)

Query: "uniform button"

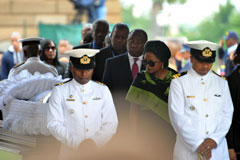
(205, 114), (208, 117)
(84, 115), (88, 118)
(83, 101), (87, 104)
(81, 89), (84, 92)
(190, 106), (195, 110)
(69, 109), (74, 114)
(86, 129), (89, 132)
(201, 82), (205, 85)
(203, 98), (207, 102)
(206, 131), (209, 134)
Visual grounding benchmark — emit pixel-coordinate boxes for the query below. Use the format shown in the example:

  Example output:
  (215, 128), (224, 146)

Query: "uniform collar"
(26, 57), (40, 62)
(72, 78), (92, 88)
(189, 67), (210, 81)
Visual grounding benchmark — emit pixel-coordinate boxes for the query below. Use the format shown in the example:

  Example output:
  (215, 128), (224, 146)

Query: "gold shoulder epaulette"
(173, 73), (181, 79)
(173, 72), (187, 79)
(95, 81), (105, 86)
(55, 79), (72, 86)
(212, 71), (226, 80)
(14, 62), (25, 68)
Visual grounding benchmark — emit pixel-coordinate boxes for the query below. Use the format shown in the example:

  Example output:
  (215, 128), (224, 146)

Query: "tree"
(151, 0), (186, 37)
(179, 0), (236, 43)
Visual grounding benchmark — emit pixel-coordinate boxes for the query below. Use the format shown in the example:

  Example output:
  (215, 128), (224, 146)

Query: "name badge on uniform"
(186, 96), (195, 98)
(66, 99), (75, 101)
(93, 97), (101, 100)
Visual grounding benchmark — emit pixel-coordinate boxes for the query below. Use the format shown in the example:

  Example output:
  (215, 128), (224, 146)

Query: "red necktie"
(132, 58), (139, 79)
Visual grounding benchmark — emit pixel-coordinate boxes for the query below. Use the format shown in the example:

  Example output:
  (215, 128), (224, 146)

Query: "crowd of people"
(0, 18), (239, 160)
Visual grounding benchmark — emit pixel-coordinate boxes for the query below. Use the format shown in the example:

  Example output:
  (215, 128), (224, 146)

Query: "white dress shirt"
(168, 68), (233, 160)
(128, 53), (143, 72)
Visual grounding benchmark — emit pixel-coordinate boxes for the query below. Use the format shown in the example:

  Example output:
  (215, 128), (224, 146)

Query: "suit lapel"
(122, 54), (133, 82)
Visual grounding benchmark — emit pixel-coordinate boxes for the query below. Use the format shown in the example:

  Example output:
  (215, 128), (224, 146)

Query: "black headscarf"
(144, 40), (171, 68)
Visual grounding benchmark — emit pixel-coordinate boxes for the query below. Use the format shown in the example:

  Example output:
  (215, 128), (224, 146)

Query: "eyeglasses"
(45, 46), (56, 51)
(142, 60), (160, 67)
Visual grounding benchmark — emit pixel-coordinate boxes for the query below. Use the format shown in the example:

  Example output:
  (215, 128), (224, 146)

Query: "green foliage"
(179, 0), (239, 43)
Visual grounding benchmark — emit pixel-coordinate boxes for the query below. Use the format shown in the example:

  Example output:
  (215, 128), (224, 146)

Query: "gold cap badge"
(202, 48), (212, 57)
(80, 56), (91, 64)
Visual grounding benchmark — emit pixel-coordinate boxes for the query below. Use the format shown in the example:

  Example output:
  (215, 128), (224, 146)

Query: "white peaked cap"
(185, 40), (220, 51)
(64, 48), (100, 58)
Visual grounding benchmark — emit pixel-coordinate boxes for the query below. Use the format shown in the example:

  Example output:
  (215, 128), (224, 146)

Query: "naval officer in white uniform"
(168, 40), (233, 160)
(47, 49), (118, 159)
(8, 37), (58, 78)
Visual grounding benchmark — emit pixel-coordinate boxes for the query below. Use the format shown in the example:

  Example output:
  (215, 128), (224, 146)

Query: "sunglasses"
(45, 46), (56, 51)
(142, 60), (160, 67)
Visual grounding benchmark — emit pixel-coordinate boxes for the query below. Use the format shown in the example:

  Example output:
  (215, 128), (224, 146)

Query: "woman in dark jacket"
(126, 40), (178, 160)
(227, 43), (240, 160)
(40, 39), (68, 78)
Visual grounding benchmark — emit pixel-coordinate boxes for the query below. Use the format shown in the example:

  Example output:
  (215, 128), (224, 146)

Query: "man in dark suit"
(227, 43), (240, 160)
(73, 19), (109, 49)
(102, 29), (148, 136)
(93, 23), (129, 82)
(70, 19), (109, 78)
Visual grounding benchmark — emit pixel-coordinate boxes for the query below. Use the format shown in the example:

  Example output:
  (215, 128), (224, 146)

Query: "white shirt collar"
(128, 53), (143, 70)
(227, 43), (238, 55)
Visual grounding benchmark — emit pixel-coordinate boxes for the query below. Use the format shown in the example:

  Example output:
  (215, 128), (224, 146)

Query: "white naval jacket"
(8, 57), (58, 78)
(168, 68), (233, 160)
(47, 79), (118, 149)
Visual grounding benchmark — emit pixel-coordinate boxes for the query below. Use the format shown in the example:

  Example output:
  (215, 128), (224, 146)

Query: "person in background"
(8, 38), (58, 78)
(219, 31), (239, 76)
(103, 33), (111, 48)
(80, 23), (92, 44)
(74, 19), (109, 50)
(179, 44), (192, 73)
(226, 43), (240, 160)
(92, 23), (129, 82)
(58, 39), (72, 64)
(126, 40), (177, 160)
(1, 32), (23, 79)
(82, 32), (93, 44)
(47, 48), (118, 160)
(166, 40), (182, 71)
(168, 40), (233, 160)
(40, 39), (68, 79)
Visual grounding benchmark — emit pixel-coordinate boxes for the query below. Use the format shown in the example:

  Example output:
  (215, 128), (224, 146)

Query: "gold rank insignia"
(69, 109), (74, 114)
(202, 48), (212, 57)
(55, 79), (72, 86)
(66, 99), (75, 101)
(95, 81), (105, 85)
(189, 106), (195, 110)
(186, 96), (195, 98)
(173, 73), (181, 79)
(80, 56), (91, 64)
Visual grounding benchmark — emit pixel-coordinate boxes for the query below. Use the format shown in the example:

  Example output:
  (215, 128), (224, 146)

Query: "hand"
(229, 149), (237, 160)
(219, 39), (224, 47)
(197, 138), (217, 160)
